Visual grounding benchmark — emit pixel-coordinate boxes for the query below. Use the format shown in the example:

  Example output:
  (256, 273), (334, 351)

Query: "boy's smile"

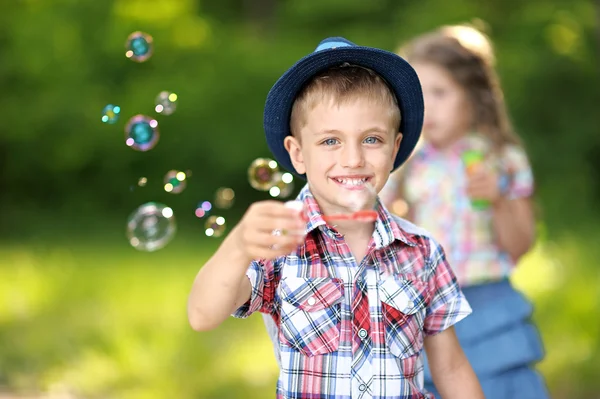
(284, 97), (402, 216)
(330, 175), (374, 193)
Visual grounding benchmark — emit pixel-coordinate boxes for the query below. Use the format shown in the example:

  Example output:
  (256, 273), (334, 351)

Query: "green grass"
(0, 237), (279, 399)
(511, 231), (600, 399)
(1, 228), (599, 398)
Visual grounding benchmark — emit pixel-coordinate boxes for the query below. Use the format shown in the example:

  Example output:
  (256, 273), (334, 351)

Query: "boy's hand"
(235, 200), (306, 260)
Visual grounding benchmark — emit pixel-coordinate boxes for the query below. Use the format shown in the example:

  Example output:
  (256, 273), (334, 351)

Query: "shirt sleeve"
(232, 258), (280, 319)
(503, 145), (534, 200)
(423, 238), (472, 336)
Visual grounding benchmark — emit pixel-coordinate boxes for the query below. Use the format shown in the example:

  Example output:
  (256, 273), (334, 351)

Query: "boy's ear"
(393, 132), (403, 158)
(284, 135), (306, 175)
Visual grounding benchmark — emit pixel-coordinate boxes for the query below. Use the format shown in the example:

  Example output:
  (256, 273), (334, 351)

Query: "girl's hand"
(465, 164), (507, 205)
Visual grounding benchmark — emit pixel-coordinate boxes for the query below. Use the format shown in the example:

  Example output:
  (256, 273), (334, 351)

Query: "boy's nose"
(340, 143), (365, 168)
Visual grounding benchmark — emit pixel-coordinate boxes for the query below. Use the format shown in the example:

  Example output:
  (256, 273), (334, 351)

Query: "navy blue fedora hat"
(264, 36), (424, 178)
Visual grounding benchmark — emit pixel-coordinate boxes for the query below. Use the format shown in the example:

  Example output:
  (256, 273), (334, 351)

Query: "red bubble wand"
(286, 182), (379, 223)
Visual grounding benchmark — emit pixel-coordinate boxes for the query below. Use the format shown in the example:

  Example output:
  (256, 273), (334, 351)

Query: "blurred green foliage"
(0, 0), (598, 398)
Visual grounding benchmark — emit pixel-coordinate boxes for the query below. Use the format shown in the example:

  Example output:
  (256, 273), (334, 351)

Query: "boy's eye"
(322, 138), (339, 146)
(364, 136), (380, 144)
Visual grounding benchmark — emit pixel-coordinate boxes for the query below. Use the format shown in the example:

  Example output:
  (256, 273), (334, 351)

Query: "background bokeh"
(1, 0), (598, 398)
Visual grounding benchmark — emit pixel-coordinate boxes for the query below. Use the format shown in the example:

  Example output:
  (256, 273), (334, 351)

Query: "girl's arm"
(491, 196), (535, 261)
(466, 146), (536, 262)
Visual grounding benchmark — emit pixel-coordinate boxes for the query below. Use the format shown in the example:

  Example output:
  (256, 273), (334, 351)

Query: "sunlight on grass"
(511, 242), (562, 297)
(0, 243), (278, 399)
(1, 232), (599, 398)
(511, 234), (600, 397)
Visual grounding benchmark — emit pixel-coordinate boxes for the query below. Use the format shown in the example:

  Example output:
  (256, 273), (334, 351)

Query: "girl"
(381, 25), (549, 399)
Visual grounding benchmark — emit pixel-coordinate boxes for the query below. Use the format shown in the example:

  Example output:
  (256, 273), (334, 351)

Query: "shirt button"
(358, 384), (367, 392)
(358, 329), (368, 339)
(307, 297), (316, 306)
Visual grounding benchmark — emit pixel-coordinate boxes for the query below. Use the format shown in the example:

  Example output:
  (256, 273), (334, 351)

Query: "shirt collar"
(296, 184), (418, 248)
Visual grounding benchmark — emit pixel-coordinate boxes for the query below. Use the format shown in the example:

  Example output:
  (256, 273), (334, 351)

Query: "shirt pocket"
(378, 275), (429, 360)
(278, 276), (344, 357)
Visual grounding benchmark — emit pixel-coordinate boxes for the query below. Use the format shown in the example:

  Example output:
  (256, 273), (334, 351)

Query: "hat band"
(316, 41), (352, 51)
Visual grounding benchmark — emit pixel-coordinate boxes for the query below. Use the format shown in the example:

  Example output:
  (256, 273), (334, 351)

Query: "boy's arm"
(187, 225), (253, 331)
(187, 200), (305, 331)
(424, 327), (485, 399)
(421, 238), (482, 397)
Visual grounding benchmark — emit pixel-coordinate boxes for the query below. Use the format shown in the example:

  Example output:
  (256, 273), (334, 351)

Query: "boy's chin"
(336, 197), (377, 213)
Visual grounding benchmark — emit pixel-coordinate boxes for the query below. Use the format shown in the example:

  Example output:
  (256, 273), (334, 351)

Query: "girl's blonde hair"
(400, 24), (521, 150)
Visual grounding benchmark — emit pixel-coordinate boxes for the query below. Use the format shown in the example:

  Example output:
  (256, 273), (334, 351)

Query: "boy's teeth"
(336, 178), (367, 186)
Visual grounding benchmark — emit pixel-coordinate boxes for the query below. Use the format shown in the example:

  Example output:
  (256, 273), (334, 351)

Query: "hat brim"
(264, 45), (424, 179)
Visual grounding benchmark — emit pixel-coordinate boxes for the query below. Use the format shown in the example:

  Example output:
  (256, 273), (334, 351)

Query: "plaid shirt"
(381, 134), (535, 286)
(234, 185), (471, 399)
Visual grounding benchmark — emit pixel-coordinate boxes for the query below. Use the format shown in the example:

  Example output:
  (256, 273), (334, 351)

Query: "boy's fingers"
(244, 209), (305, 233)
(252, 201), (302, 217)
(249, 231), (305, 248)
(246, 239), (303, 260)
(255, 217), (305, 235)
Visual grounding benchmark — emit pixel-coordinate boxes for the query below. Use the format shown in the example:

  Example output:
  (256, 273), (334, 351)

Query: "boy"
(188, 37), (484, 399)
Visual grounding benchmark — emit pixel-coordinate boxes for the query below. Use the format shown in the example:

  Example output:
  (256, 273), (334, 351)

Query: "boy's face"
(284, 97), (402, 215)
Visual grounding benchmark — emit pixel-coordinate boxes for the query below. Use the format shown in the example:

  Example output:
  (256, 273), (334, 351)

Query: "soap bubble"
(125, 31), (154, 62)
(101, 104), (121, 124)
(126, 202), (176, 252)
(248, 158), (279, 191)
(125, 115), (159, 151)
(155, 91), (178, 115)
(195, 201), (212, 218)
(137, 177), (148, 187)
(214, 187), (235, 209)
(163, 170), (187, 194)
(269, 172), (294, 198)
(205, 215), (226, 237)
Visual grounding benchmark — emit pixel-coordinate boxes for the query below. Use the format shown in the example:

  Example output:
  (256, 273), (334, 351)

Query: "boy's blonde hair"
(290, 64), (401, 137)
(399, 24), (521, 150)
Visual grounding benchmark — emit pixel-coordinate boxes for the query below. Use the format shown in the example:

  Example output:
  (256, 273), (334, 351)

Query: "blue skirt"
(423, 280), (550, 399)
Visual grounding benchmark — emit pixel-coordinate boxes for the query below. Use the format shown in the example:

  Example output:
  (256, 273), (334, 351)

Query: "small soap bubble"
(248, 158), (279, 191)
(155, 91), (178, 115)
(214, 187), (235, 209)
(163, 170), (187, 194)
(281, 172), (294, 184)
(125, 31), (154, 62)
(125, 115), (159, 151)
(126, 202), (176, 252)
(101, 104), (121, 124)
(137, 177), (148, 187)
(205, 215), (226, 237)
(194, 201), (212, 218)
(201, 201), (212, 211)
(269, 172), (294, 198)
